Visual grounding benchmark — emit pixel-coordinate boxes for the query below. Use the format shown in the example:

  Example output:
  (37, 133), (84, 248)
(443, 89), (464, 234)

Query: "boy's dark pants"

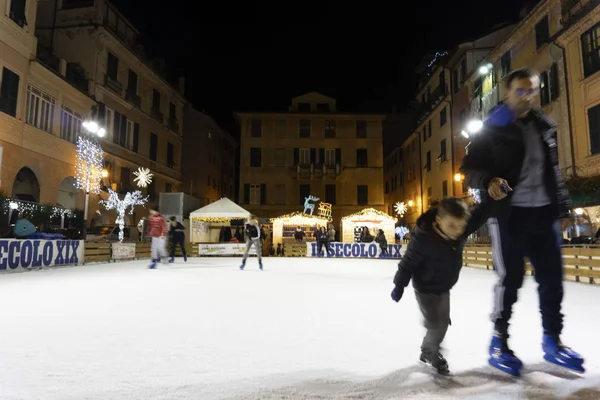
(170, 236), (186, 258)
(415, 291), (450, 355)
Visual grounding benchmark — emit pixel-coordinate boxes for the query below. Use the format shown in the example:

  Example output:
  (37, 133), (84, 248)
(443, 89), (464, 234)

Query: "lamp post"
(76, 120), (106, 240)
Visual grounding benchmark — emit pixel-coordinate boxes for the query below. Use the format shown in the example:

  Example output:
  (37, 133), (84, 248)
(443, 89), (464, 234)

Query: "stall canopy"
(190, 197), (251, 222)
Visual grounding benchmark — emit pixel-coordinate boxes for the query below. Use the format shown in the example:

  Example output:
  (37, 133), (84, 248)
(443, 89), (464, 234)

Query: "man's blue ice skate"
(542, 334), (584, 373)
(488, 334), (523, 377)
(259, 262), (263, 270)
(240, 263), (245, 270)
(148, 259), (157, 269)
(168, 257), (175, 263)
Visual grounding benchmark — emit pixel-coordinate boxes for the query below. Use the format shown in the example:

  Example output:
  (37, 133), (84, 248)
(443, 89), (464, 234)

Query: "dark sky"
(112, 0), (528, 130)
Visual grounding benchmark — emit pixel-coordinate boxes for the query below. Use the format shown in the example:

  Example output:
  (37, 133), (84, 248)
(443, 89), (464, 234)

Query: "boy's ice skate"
(542, 334), (584, 373)
(420, 351), (450, 376)
(488, 333), (523, 377)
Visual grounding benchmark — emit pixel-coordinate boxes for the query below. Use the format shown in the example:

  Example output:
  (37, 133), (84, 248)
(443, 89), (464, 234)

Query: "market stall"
(270, 212), (329, 246)
(190, 198), (252, 256)
(341, 208), (397, 243)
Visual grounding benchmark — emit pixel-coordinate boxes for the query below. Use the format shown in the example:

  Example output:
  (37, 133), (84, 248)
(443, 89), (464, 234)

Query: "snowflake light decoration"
(100, 189), (148, 242)
(468, 188), (481, 204)
(133, 167), (153, 188)
(395, 226), (410, 239)
(394, 201), (408, 217)
(74, 135), (103, 194)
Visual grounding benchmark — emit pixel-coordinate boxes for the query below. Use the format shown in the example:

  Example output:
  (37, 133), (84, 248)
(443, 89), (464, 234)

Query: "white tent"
(189, 197), (251, 220)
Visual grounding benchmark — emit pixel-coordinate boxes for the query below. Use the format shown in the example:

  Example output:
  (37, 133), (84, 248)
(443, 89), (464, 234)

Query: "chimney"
(178, 77), (185, 95)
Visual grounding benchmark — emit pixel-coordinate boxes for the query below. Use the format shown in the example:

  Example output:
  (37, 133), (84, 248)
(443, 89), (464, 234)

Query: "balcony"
(104, 74), (123, 95)
(125, 90), (141, 107)
(168, 116), (179, 133)
(292, 163), (341, 179)
(481, 86), (499, 117)
(429, 84), (448, 107)
(151, 107), (164, 123)
(36, 43), (60, 74)
(561, 0), (600, 29)
(66, 63), (89, 94)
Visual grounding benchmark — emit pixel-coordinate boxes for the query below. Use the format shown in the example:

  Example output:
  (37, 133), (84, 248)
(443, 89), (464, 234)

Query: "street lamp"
(461, 119), (484, 139)
(75, 120), (105, 240)
(478, 63), (493, 75)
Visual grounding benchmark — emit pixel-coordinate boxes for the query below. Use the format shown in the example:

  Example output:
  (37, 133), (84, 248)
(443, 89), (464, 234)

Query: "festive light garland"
(270, 211), (329, 226)
(341, 208), (398, 222)
(394, 201), (407, 217)
(427, 51), (448, 69)
(75, 135), (104, 194)
(1, 198), (76, 219)
(133, 167), (153, 188)
(191, 216), (245, 223)
(100, 189), (148, 242)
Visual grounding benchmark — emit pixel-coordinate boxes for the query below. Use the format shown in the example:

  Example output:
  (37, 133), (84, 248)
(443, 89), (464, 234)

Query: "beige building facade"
(236, 92), (385, 224)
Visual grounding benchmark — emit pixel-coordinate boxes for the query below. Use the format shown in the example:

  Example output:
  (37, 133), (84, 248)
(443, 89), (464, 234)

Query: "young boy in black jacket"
(391, 197), (490, 375)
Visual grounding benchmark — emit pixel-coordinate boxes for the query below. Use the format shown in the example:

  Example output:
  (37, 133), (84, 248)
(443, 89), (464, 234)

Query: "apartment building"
(236, 92), (385, 223)
(182, 105), (237, 205)
(35, 0), (185, 216)
(0, 0), (95, 211)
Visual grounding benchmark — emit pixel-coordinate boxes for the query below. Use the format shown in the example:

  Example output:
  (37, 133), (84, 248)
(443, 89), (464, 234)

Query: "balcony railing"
(561, 0), (600, 28)
(292, 163), (341, 179)
(36, 43), (60, 74)
(66, 63), (89, 94)
(125, 90), (141, 107)
(104, 74), (122, 95)
(481, 86), (499, 117)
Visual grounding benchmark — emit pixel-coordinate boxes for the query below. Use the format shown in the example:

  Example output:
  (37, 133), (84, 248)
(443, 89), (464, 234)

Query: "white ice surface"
(0, 257), (599, 399)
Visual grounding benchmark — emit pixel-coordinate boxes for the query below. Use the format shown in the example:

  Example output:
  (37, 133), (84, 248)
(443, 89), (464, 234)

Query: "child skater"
(391, 197), (490, 375)
(168, 216), (187, 263)
(146, 205), (168, 269)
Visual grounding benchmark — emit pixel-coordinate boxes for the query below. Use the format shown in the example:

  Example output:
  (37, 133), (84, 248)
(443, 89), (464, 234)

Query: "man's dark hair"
(437, 197), (470, 219)
(504, 68), (538, 88)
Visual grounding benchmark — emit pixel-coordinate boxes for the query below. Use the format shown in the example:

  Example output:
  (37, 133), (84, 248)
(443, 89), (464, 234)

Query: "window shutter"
(133, 123), (140, 152)
(293, 148), (299, 165)
(310, 148), (316, 163)
(319, 148), (325, 164)
(260, 184), (266, 204)
(243, 184), (250, 204)
(98, 102), (106, 121)
(550, 63), (559, 101)
(335, 148), (341, 165)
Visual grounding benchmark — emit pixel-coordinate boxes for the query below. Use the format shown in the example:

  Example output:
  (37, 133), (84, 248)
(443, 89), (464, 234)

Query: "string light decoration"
(394, 202), (408, 217)
(74, 135), (104, 194)
(269, 212), (329, 225)
(100, 189), (148, 242)
(395, 226), (410, 239)
(469, 188), (481, 204)
(1, 199), (75, 220)
(51, 207), (73, 218)
(133, 167), (153, 188)
(341, 208), (398, 222)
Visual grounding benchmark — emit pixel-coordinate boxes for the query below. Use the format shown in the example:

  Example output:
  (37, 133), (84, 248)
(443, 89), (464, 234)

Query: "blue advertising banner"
(306, 242), (404, 259)
(0, 240), (84, 272)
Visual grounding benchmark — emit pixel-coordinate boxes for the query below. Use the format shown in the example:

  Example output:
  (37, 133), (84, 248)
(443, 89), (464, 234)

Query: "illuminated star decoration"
(74, 135), (104, 194)
(395, 226), (409, 239)
(394, 201), (408, 217)
(469, 188), (481, 204)
(133, 167), (153, 188)
(100, 189), (148, 242)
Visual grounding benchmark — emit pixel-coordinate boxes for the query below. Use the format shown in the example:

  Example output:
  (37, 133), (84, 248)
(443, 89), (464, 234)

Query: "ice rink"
(0, 257), (599, 399)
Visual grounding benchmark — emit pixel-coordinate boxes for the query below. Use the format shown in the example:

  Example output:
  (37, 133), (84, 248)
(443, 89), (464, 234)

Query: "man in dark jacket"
(391, 197), (490, 375)
(460, 68), (584, 376)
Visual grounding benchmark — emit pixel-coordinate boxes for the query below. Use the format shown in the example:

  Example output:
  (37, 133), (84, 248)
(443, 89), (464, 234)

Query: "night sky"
(112, 0), (528, 132)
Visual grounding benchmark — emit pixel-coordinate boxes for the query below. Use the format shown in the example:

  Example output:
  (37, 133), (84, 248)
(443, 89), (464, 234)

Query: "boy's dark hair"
(504, 68), (538, 88)
(437, 197), (470, 219)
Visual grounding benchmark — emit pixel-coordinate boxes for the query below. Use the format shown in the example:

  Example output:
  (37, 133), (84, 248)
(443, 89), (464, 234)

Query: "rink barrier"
(82, 241), (198, 265)
(463, 245), (600, 284)
(284, 242), (308, 257)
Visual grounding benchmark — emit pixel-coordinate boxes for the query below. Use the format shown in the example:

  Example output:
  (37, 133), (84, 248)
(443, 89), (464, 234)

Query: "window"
(275, 148), (286, 166)
(325, 120), (336, 138)
(423, 126), (427, 143)
(250, 184), (261, 205)
(165, 183), (172, 193)
(501, 51), (511, 77)
(587, 103), (600, 155)
(357, 185), (368, 205)
(299, 120), (311, 137)
(385, 181), (390, 194)
(275, 184), (286, 205)
(540, 63), (560, 106)
(152, 89), (161, 111)
(440, 139), (447, 162)
(120, 167), (131, 190)
(26, 86), (55, 133)
(132, 123), (139, 152)
(428, 120), (432, 138)
(582, 23), (600, 77)
(442, 180), (448, 198)
(167, 143), (174, 167)
(9, 0), (27, 27)
(439, 71), (446, 92)
(112, 111), (128, 147)
(426, 151), (431, 172)
(324, 148), (335, 166)
(103, 106), (114, 140)
(535, 16), (550, 49)
(169, 102), (176, 119)
(299, 184), (311, 205)
(325, 184), (336, 205)
(298, 148), (310, 165)
(440, 107), (447, 126)
(60, 105), (82, 144)
(275, 120), (286, 137)
(107, 52), (119, 80)
(356, 149), (368, 167)
(298, 103), (311, 112)
(316, 103), (330, 112)
(127, 69), (138, 94)
(62, 0), (94, 9)
(250, 148), (262, 167)
(251, 119), (262, 137)
(0, 67), (20, 117)
(356, 120), (367, 138)
(150, 133), (157, 161)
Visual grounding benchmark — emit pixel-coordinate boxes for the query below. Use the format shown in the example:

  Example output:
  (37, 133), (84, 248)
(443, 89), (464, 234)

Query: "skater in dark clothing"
(316, 226), (329, 257)
(460, 68), (584, 376)
(375, 229), (388, 258)
(168, 216), (187, 263)
(240, 216), (262, 270)
(391, 197), (491, 375)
